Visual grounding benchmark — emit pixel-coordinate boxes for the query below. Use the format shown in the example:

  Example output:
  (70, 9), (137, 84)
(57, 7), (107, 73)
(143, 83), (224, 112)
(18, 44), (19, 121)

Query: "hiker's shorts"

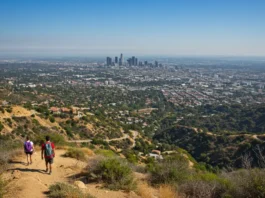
(25, 151), (33, 155)
(45, 158), (54, 164)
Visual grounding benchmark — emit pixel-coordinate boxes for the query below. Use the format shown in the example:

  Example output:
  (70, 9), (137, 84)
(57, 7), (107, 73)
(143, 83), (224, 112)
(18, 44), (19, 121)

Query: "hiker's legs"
(26, 154), (29, 164)
(49, 158), (54, 173)
(29, 154), (32, 164)
(45, 160), (48, 171)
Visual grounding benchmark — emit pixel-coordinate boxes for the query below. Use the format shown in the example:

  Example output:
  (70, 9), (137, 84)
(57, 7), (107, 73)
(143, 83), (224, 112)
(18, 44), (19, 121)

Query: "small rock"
(60, 165), (64, 168)
(12, 170), (21, 179)
(74, 181), (87, 189)
(105, 191), (108, 193)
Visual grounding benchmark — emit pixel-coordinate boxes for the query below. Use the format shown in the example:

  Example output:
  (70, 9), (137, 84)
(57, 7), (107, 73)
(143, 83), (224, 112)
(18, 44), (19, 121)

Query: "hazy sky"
(1, 0), (265, 57)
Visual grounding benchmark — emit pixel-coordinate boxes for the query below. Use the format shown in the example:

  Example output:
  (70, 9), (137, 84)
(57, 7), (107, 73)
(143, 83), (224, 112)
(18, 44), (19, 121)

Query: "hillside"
(0, 105), (138, 152)
(178, 104), (265, 134)
(154, 125), (265, 168)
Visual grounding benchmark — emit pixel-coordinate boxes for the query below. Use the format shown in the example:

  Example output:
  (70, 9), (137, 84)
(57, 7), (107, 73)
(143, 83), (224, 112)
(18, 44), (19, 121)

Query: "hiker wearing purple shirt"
(24, 136), (34, 165)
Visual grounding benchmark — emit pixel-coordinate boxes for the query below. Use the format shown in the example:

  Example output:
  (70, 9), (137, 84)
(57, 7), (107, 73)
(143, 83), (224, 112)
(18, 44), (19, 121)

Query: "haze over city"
(1, 0), (265, 57)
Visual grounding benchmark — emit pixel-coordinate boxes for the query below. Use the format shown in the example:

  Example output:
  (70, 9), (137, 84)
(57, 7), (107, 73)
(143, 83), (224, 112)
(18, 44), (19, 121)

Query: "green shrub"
(0, 107), (4, 114)
(5, 108), (12, 113)
(180, 179), (226, 198)
(125, 153), (138, 164)
(32, 119), (40, 125)
(49, 182), (95, 198)
(91, 138), (108, 146)
(49, 116), (55, 123)
(179, 173), (229, 198)
(149, 155), (191, 185)
(95, 149), (116, 157)
(92, 158), (135, 191)
(224, 169), (265, 198)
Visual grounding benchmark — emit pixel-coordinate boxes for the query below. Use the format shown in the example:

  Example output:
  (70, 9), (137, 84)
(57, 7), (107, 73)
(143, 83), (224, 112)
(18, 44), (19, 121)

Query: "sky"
(0, 0), (265, 57)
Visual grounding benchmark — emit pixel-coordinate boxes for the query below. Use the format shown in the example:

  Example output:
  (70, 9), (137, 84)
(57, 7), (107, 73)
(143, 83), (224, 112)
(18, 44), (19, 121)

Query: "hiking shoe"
(45, 168), (48, 172)
(49, 171), (52, 175)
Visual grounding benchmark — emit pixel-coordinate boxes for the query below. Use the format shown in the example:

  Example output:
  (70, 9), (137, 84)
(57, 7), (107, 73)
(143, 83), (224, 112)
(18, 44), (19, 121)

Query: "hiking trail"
(4, 150), (140, 198)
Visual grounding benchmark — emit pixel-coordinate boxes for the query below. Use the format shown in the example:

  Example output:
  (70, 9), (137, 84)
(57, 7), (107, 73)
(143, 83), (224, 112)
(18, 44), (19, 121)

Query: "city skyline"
(106, 53), (161, 67)
(1, 0), (265, 57)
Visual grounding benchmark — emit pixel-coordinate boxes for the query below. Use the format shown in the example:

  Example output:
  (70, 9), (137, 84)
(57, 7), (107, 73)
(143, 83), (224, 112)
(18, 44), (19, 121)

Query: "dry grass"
(7, 149), (24, 160)
(80, 148), (94, 156)
(137, 182), (153, 198)
(55, 145), (69, 150)
(64, 147), (94, 161)
(159, 184), (179, 198)
(49, 182), (95, 198)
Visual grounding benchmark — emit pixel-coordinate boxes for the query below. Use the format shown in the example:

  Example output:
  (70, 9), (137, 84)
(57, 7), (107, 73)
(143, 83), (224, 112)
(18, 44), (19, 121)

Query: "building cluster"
(106, 53), (162, 67)
(106, 53), (124, 66)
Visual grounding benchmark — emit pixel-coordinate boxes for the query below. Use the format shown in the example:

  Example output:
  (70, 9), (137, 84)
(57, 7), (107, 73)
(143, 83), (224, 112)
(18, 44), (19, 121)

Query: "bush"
(49, 116), (55, 123)
(91, 138), (108, 146)
(92, 158), (135, 191)
(5, 108), (12, 113)
(49, 182), (95, 198)
(0, 139), (22, 198)
(223, 169), (265, 198)
(0, 139), (22, 174)
(95, 149), (116, 157)
(179, 173), (228, 198)
(32, 119), (40, 125)
(180, 180), (223, 198)
(0, 107), (4, 114)
(124, 152), (138, 164)
(149, 155), (191, 185)
(64, 147), (94, 161)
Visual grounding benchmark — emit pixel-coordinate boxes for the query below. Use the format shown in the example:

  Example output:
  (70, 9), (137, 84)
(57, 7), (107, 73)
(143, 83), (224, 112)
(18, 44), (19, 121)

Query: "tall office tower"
(115, 57), (118, 64)
(135, 58), (138, 66)
(139, 61), (143, 66)
(106, 57), (109, 66)
(106, 57), (112, 66)
(144, 61), (148, 66)
(119, 53), (123, 65)
(155, 61), (158, 67)
(127, 58), (132, 66)
(132, 56), (136, 66)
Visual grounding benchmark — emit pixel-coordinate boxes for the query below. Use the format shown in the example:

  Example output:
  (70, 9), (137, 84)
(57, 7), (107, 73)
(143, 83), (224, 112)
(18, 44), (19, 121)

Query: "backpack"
(24, 141), (32, 153)
(45, 142), (53, 158)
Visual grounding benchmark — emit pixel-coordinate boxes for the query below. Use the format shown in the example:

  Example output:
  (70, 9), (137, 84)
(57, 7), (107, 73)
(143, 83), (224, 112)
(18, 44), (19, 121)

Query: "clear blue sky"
(1, 0), (265, 57)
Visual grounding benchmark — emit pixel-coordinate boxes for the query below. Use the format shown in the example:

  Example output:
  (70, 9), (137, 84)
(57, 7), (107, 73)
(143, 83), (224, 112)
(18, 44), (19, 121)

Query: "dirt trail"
(4, 150), (85, 198)
(4, 150), (137, 198)
(68, 130), (139, 148)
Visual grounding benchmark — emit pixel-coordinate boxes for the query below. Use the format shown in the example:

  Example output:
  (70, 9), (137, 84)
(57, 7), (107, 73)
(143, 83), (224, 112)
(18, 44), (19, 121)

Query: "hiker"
(24, 136), (34, 165)
(41, 135), (55, 175)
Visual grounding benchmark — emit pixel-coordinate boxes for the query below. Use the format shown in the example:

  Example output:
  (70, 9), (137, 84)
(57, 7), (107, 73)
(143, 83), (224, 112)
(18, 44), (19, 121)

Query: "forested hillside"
(154, 125), (265, 168)
(178, 104), (265, 133)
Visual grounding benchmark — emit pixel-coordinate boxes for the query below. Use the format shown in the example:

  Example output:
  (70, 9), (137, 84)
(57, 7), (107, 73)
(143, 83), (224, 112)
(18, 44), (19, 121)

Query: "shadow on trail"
(8, 168), (48, 174)
(8, 160), (28, 166)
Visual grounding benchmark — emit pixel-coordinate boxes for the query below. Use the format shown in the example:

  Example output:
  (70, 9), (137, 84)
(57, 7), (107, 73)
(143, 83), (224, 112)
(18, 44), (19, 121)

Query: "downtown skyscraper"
(119, 53), (123, 66)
